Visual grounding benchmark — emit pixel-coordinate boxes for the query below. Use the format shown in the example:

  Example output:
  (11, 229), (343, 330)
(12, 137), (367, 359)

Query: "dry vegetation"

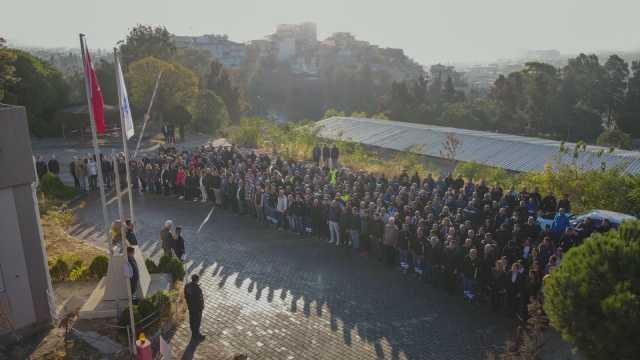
(41, 214), (106, 263)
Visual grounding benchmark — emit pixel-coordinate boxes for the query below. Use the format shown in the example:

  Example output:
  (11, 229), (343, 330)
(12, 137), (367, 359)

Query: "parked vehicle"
(537, 209), (637, 232)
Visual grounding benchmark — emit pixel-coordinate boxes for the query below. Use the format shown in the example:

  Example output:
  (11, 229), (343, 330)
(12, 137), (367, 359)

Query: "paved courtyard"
(33, 138), (578, 360)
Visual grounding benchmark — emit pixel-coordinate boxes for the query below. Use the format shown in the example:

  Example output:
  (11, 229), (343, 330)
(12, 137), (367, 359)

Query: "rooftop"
(315, 117), (640, 174)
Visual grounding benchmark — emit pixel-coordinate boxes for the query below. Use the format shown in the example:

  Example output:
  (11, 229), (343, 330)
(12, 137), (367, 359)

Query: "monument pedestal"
(79, 247), (171, 319)
(103, 247), (151, 300)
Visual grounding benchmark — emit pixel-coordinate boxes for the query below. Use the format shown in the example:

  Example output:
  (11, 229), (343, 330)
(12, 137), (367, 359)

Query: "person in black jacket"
(479, 244), (496, 296)
(462, 249), (481, 301)
(442, 240), (461, 294)
(173, 226), (186, 260)
(489, 260), (506, 312)
(228, 178), (238, 212)
(502, 240), (521, 267)
(369, 212), (385, 261)
(126, 247), (140, 305)
(312, 144), (321, 166)
(540, 191), (557, 214)
(330, 144), (340, 167)
(35, 156), (48, 181)
(349, 207), (361, 250)
(124, 220), (138, 246)
(426, 236), (442, 287)
(100, 155), (112, 188)
(505, 263), (526, 317)
(524, 269), (541, 318)
(48, 155), (60, 175)
(557, 194), (571, 213)
(411, 228), (427, 280)
(339, 206), (351, 246)
(360, 209), (372, 255)
(184, 274), (205, 339)
(70, 156), (80, 188)
(322, 144), (330, 166)
(397, 224), (412, 273)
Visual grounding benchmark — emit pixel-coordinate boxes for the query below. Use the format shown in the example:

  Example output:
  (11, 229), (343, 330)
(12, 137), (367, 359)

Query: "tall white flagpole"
(113, 48), (138, 353)
(114, 48), (135, 223)
(133, 71), (162, 158)
(79, 34), (121, 314)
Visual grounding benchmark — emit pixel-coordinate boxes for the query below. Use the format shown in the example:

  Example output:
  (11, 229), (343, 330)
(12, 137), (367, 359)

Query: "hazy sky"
(2, 0), (639, 65)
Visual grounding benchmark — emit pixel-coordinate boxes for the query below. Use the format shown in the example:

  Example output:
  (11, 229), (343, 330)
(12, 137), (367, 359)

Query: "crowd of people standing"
(41, 140), (610, 321)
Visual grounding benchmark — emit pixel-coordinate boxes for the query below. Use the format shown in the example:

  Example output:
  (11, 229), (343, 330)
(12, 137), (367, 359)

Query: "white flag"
(116, 62), (134, 139)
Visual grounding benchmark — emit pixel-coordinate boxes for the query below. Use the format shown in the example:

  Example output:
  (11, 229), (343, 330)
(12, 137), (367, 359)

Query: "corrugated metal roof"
(315, 117), (640, 174)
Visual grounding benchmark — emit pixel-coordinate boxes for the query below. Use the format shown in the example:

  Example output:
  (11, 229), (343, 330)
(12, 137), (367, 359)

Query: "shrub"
(68, 258), (88, 281)
(136, 298), (156, 328)
(145, 259), (159, 274)
(88, 255), (109, 279)
(38, 173), (84, 204)
(157, 254), (172, 272)
(165, 258), (186, 282)
(49, 257), (70, 281)
(38, 172), (65, 195)
(117, 306), (141, 335)
(150, 290), (174, 317)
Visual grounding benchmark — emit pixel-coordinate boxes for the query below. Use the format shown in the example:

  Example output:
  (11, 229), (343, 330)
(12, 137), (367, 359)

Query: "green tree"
(117, 25), (178, 70)
(439, 103), (482, 130)
(442, 76), (455, 103)
(625, 61), (640, 114)
(525, 72), (552, 135)
(597, 130), (632, 150)
(0, 37), (19, 101)
(523, 61), (559, 78)
(603, 54), (630, 127)
(372, 112), (389, 120)
(429, 75), (442, 101)
(492, 73), (525, 133)
(562, 53), (604, 111)
(350, 111), (367, 118)
(127, 57), (198, 121)
(322, 108), (346, 119)
(615, 112), (640, 135)
(175, 47), (213, 84)
(204, 59), (249, 124)
(191, 89), (229, 134)
(3, 49), (70, 136)
(543, 221), (640, 360)
(166, 104), (192, 140)
(64, 66), (86, 103)
(566, 102), (603, 142)
(94, 59), (118, 106)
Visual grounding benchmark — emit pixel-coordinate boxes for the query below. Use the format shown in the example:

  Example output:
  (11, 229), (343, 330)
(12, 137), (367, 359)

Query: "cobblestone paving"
(32, 139), (579, 359)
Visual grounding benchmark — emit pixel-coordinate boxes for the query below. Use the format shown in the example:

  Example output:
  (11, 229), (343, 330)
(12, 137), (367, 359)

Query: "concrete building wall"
(0, 105), (52, 343)
(276, 37), (296, 62)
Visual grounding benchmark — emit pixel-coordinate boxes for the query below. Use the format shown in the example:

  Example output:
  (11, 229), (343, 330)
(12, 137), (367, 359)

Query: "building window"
(0, 264), (5, 293)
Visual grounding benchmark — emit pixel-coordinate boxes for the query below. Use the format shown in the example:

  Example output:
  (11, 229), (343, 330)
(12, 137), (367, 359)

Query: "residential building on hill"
(173, 34), (246, 68)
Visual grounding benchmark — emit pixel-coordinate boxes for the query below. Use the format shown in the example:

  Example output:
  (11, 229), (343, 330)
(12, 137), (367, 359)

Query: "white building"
(173, 34), (246, 68)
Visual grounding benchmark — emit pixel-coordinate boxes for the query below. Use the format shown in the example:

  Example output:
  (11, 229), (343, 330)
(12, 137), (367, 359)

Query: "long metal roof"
(315, 117), (640, 174)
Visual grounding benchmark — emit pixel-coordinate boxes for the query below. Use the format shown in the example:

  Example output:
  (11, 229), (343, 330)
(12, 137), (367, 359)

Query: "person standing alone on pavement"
(173, 226), (186, 261)
(160, 220), (174, 257)
(184, 274), (205, 339)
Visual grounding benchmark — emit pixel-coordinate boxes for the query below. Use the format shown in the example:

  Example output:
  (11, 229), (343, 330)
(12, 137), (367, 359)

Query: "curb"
(64, 192), (88, 207)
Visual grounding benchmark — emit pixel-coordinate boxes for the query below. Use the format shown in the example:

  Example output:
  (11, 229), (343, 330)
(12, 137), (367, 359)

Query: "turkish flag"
(84, 42), (105, 133)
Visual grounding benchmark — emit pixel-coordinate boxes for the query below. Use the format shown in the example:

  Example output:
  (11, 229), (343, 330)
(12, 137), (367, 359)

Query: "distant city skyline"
(2, 0), (639, 65)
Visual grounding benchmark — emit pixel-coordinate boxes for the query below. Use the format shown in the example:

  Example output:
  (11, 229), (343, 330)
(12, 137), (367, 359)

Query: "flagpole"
(79, 33), (121, 314)
(113, 48), (138, 355)
(114, 48), (135, 223)
(133, 71), (162, 158)
(113, 48), (138, 353)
